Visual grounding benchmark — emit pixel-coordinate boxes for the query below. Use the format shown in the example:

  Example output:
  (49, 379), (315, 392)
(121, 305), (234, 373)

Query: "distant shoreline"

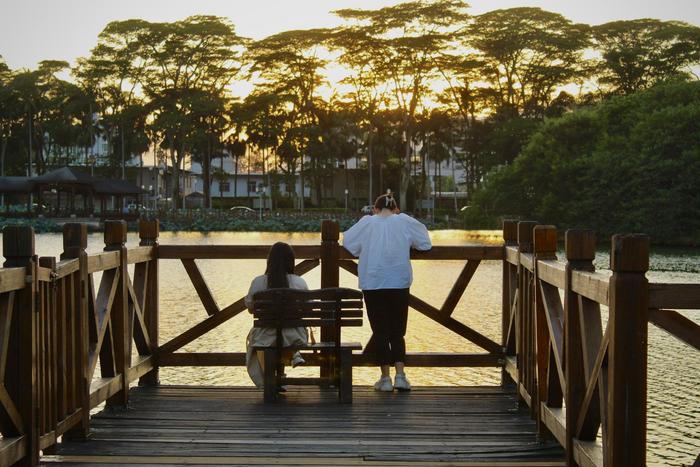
(1, 216), (697, 247)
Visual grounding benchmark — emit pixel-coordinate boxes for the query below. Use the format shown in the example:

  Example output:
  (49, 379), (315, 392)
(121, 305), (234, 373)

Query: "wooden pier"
(0, 219), (697, 466)
(42, 385), (564, 466)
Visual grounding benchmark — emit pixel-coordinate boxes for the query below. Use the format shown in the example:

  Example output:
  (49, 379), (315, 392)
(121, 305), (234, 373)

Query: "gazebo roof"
(34, 167), (96, 185)
(93, 179), (146, 195)
(0, 177), (33, 193)
(0, 167), (146, 196)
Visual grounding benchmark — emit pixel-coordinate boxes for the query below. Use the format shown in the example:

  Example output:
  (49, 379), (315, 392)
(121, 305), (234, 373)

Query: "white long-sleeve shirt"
(342, 213), (432, 290)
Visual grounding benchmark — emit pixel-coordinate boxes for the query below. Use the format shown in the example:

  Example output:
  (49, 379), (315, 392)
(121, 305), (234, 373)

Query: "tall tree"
(139, 15), (246, 209)
(416, 109), (453, 208)
(592, 19), (700, 94)
(246, 28), (330, 210)
(466, 7), (590, 117)
(75, 19), (150, 177)
(0, 56), (18, 180)
(9, 60), (70, 175)
(333, 0), (468, 209)
(188, 90), (231, 208)
(329, 27), (390, 204)
(231, 92), (286, 205)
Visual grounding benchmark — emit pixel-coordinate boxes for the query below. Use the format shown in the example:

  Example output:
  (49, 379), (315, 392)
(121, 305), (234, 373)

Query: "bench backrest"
(251, 287), (363, 333)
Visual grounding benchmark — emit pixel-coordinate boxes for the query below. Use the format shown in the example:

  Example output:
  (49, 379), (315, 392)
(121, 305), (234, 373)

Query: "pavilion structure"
(0, 167), (145, 216)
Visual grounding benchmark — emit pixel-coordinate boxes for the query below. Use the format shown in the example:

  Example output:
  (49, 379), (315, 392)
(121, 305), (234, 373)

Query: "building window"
(248, 180), (257, 193)
(220, 182), (230, 192)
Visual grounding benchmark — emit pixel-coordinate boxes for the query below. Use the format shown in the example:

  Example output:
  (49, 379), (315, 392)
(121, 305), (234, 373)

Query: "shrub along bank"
(0, 212), (452, 234)
(464, 80), (700, 245)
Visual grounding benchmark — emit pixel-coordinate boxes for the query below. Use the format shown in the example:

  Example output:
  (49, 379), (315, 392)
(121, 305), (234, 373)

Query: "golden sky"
(1, 0), (698, 70)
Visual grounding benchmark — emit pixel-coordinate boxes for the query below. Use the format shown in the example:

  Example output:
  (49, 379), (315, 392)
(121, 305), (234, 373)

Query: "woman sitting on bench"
(244, 242), (308, 388)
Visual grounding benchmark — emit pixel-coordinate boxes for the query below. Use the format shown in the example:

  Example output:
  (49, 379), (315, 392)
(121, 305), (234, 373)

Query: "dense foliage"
(1, 1), (698, 216)
(0, 212), (452, 234)
(467, 81), (700, 244)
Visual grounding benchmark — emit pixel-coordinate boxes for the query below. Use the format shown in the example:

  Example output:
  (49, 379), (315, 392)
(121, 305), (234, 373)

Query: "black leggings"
(362, 288), (410, 366)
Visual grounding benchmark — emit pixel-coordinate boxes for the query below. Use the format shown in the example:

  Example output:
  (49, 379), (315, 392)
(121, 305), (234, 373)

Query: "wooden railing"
(502, 220), (700, 467)
(156, 221), (505, 370)
(0, 221), (159, 467)
(0, 218), (697, 466)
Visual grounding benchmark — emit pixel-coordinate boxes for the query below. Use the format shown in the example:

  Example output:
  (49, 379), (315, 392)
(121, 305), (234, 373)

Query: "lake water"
(7, 230), (699, 466)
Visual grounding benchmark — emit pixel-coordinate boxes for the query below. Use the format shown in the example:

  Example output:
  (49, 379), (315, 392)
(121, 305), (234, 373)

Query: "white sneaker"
(373, 375), (393, 392)
(291, 352), (305, 368)
(394, 373), (411, 392)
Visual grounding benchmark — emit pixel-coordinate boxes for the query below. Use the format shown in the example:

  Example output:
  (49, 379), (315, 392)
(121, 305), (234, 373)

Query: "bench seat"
(253, 342), (363, 351)
(251, 287), (364, 403)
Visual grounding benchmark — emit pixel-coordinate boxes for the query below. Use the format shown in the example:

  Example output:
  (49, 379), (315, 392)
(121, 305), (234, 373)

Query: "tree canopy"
(1, 2), (699, 225)
(466, 80), (700, 243)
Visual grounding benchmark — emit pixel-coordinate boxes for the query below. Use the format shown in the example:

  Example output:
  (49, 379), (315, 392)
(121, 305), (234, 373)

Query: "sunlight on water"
(3, 230), (697, 466)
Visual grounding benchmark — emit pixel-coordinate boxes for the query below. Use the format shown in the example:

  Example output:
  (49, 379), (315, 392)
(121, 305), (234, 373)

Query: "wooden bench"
(251, 287), (363, 403)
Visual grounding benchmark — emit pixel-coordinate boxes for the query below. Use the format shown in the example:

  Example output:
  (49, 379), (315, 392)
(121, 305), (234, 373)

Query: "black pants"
(362, 288), (410, 366)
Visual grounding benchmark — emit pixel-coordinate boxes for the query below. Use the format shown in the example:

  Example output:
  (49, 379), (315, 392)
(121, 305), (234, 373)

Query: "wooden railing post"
(564, 229), (596, 467)
(501, 219), (518, 388)
(607, 234), (648, 467)
(104, 220), (129, 407)
(37, 255), (57, 454)
(321, 220), (340, 288)
(516, 220), (537, 410)
(138, 219), (160, 386)
(3, 225), (39, 466)
(320, 220), (340, 377)
(61, 223), (90, 438)
(533, 225), (557, 435)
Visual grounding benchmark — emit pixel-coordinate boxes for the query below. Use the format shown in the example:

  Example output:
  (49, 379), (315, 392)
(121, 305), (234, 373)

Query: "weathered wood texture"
(607, 235), (648, 467)
(47, 385), (565, 465)
(2, 225), (38, 466)
(0, 219), (696, 467)
(564, 230), (596, 467)
(251, 287), (364, 403)
(138, 220), (160, 387)
(0, 220), (162, 464)
(157, 244), (504, 261)
(502, 223), (690, 467)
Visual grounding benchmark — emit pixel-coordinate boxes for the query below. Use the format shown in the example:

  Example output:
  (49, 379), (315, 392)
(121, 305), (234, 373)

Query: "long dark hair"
(265, 242), (295, 288)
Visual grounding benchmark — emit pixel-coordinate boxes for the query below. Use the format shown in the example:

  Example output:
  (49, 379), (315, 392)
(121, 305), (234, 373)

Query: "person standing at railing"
(245, 242), (308, 388)
(342, 192), (432, 392)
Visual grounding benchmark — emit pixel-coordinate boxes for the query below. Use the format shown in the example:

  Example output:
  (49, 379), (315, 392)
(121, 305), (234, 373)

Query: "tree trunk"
(233, 155), (238, 197)
(121, 124), (126, 179)
(26, 113), (32, 177)
(247, 147), (251, 203)
(36, 131), (45, 175)
(435, 155), (439, 211)
(400, 131), (411, 212)
(169, 143), (181, 211)
(1, 136), (6, 207)
(219, 155), (224, 206)
(1, 137), (6, 176)
(367, 133), (374, 205)
(203, 137), (211, 209)
(299, 151), (305, 213)
(420, 136), (428, 216)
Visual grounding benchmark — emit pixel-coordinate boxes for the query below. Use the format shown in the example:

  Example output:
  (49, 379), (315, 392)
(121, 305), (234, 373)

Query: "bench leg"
(263, 348), (278, 403)
(339, 348), (353, 404)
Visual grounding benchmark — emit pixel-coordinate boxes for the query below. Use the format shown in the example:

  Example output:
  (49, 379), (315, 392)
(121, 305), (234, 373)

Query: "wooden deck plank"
(43, 455), (565, 466)
(47, 386), (565, 465)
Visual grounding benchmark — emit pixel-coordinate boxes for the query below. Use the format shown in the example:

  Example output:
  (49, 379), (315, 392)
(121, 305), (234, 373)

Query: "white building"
(189, 157), (311, 208)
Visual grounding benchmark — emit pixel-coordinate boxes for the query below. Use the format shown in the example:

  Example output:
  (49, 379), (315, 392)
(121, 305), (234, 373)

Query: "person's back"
(344, 212), (431, 291)
(244, 243), (308, 388)
(342, 193), (431, 393)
